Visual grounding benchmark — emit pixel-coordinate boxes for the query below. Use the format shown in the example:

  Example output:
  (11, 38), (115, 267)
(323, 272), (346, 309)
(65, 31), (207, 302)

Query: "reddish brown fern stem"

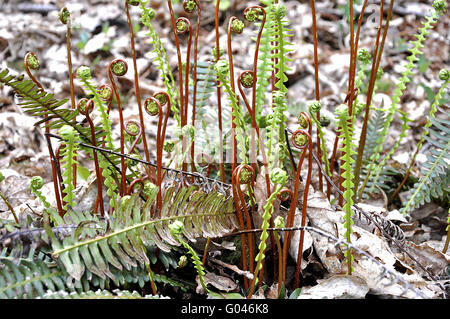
(234, 164), (256, 275)
(281, 113), (311, 286)
(215, 0), (226, 182)
(227, 19), (251, 289)
(309, 0), (324, 193)
(227, 16), (239, 173)
(244, 6), (266, 171)
(24, 52), (64, 216)
(125, 1), (151, 165)
(59, 7), (77, 188)
(154, 92), (171, 144)
(354, 0), (393, 201)
(108, 59), (128, 196)
(81, 99), (105, 216)
(276, 188), (293, 293)
(294, 131), (313, 288)
(237, 71), (271, 185)
(238, 70), (276, 278)
(122, 120), (142, 186)
(144, 96), (164, 213)
(167, 0), (186, 128)
(188, 0), (201, 173)
(175, 17), (193, 172)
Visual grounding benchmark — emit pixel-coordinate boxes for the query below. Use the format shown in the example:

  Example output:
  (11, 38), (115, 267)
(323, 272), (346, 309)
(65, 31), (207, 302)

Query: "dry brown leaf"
(196, 272), (238, 294)
(298, 275), (369, 299)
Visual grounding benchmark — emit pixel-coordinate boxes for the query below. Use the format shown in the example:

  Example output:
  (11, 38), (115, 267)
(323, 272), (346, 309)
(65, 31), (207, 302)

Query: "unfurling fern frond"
(139, 1), (180, 123)
(50, 183), (237, 281)
(58, 126), (80, 210)
(401, 106), (450, 213)
(367, 1), (446, 192)
(336, 104), (357, 274)
(0, 68), (103, 144)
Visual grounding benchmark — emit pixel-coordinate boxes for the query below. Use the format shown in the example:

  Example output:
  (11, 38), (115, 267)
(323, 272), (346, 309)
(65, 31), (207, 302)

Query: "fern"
(169, 220), (209, 293)
(336, 104), (357, 274)
(77, 68), (119, 208)
(367, 2), (446, 193)
(215, 60), (248, 163)
(0, 256), (66, 298)
(0, 68), (105, 145)
(254, 0), (275, 118)
(58, 126), (80, 210)
(49, 184), (237, 281)
(401, 107), (450, 213)
(139, 0), (181, 123)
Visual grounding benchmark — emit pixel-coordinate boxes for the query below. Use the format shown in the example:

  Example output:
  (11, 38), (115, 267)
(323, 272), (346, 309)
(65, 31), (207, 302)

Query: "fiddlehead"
(76, 67), (118, 210)
(366, 0), (446, 194)
(249, 168), (288, 298)
(108, 59), (128, 196)
(78, 98), (104, 216)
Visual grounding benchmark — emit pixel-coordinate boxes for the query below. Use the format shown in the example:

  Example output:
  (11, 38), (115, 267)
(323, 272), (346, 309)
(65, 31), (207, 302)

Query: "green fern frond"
(402, 107), (450, 213)
(0, 68), (105, 145)
(336, 104), (357, 274)
(0, 257), (66, 298)
(139, 0), (180, 123)
(367, 3), (445, 192)
(216, 60), (248, 163)
(50, 185), (237, 281)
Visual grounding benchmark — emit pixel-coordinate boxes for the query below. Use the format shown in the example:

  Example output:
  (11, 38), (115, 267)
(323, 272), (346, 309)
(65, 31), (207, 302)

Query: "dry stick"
(24, 53), (64, 216)
(337, 0), (356, 207)
(354, 0), (394, 202)
(125, 2), (151, 165)
(310, 0), (324, 193)
(215, 0), (226, 182)
(167, 0), (187, 172)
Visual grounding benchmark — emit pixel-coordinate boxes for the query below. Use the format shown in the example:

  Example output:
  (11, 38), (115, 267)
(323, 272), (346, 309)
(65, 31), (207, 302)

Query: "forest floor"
(0, 0), (449, 299)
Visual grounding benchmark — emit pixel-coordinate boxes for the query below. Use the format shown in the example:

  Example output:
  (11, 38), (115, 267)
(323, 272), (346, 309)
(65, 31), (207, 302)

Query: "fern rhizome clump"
(0, 0), (449, 300)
